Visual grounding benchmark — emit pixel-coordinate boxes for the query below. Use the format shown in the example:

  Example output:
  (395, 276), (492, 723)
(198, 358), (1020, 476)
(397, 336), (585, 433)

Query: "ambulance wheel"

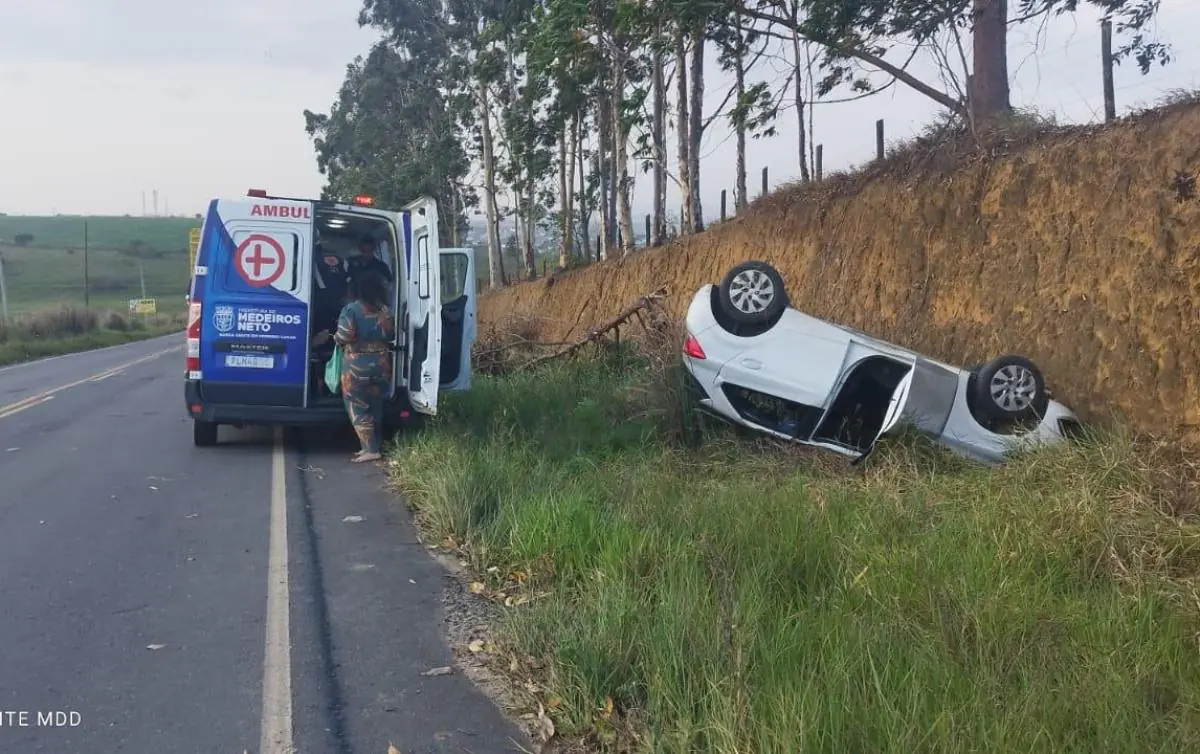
(193, 420), (219, 447)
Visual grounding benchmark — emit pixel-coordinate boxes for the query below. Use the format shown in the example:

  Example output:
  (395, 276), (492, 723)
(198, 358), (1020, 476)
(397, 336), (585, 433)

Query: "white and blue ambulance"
(184, 190), (476, 446)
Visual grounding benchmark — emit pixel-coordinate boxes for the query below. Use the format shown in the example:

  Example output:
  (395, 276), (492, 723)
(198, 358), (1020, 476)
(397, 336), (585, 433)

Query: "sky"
(1, 0), (1198, 223)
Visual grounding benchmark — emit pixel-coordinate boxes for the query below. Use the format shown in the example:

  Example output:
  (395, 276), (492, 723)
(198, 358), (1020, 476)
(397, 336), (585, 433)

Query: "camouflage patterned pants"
(341, 374), (389, 453)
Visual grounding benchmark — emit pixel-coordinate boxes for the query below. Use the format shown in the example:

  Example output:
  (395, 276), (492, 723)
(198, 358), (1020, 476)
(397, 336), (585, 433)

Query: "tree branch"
(738, 7), (967, 115)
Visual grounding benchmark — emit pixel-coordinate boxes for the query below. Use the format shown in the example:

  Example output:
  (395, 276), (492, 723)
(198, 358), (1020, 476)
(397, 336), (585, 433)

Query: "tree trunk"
(651, 34), (667, 246)
(969, 0), (1010, 125)
(733, 21), (748, 211)
(596, 97), (612, 260)
(477, 82), (504, 289)
(566, 114), (577, 258)
(449, 182), (461, 246)
(504, 38), (526, 280)
(788, 12), (811, 182)
(687, 27), (705, 231)
(523, 180), (536, 279)
(606, 99), (619, 248)
(558, 120), (575, 269)
(612, 55), (635, 257)
(674, 29), (692, 234)
(577, 115), (592, 261)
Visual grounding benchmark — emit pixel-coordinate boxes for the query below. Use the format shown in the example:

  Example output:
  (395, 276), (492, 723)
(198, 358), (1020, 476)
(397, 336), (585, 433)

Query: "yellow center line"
(0, 345), (182, 421)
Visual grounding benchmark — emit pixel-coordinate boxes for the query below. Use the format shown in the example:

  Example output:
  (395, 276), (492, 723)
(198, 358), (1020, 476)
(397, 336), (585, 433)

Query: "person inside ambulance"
(345, 234), (391, 290)
(310, 231), (348, 355)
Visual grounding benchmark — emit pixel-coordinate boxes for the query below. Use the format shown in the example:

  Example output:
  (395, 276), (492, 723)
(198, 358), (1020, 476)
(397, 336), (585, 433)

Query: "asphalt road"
(0, 335), (528, 753)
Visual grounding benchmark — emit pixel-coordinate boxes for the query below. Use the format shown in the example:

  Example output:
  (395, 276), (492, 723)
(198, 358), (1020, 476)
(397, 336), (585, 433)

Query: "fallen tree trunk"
(516, 287), (669, 372)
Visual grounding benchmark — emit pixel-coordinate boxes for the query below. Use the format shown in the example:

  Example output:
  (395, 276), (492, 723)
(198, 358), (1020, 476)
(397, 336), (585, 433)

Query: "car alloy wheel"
(728, 268), (776, 315)
(988, 363), (1037, 414)
(717, 260), (788, 327)
(971, 354), (1049, 423)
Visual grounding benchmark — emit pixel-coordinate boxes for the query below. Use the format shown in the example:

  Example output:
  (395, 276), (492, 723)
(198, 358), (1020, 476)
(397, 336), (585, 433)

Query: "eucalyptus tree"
(740, 0), (1170, 125)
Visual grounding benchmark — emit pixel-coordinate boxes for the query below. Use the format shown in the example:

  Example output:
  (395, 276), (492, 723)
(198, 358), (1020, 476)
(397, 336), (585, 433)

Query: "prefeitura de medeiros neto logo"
(212, 305), (235, 334)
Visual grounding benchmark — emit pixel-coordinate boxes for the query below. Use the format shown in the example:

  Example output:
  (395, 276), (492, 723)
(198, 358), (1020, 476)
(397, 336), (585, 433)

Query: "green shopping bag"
(324, 344), (343, 395)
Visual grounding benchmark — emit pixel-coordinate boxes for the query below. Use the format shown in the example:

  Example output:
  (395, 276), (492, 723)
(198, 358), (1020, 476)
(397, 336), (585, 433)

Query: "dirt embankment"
(478, 101), (1200, 438)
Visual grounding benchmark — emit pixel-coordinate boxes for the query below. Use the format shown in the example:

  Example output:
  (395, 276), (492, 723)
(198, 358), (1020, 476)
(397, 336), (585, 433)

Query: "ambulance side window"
(223, 229), (301, 293)
(440, 254), (469, 301)
(417, 235), (431, 300)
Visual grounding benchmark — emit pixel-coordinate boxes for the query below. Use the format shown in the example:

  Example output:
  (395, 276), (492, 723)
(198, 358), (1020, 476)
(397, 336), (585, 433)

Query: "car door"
(438, 247), (475, 392)
(870, 357), (960, 446)
(401, 196), (443, 415)
(198, 199), (313, 408)
(718, 310), (852, 411)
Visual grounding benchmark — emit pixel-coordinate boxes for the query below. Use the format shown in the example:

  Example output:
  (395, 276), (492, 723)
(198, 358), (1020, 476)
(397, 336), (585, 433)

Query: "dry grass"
(0, 305), (184, 366)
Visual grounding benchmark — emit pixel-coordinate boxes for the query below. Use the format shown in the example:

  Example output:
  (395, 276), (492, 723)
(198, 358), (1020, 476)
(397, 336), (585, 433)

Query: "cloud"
(0, 0), (374, 72)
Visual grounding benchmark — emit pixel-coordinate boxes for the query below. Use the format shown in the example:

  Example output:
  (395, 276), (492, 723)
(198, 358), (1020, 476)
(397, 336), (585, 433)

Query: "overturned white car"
(681, 261), (1082, 464)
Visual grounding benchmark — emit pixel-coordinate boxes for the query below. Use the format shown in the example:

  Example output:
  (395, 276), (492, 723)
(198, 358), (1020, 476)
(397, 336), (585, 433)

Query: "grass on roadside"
(0, 306), (183, 366)
(389, 350), (1200, 753)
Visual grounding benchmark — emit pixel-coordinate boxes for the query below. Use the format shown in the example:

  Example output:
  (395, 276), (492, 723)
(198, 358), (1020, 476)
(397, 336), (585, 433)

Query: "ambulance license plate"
(225, 354), (274, 369)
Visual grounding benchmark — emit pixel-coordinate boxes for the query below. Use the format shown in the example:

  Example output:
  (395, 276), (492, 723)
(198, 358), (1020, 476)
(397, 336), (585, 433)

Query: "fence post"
(876, 120), (885, 160)
(645, 214), (651, 247)
(83, 219), (90, 310)
(720, 190), (727, 221)
(0, 252), (9, 326)
(1101, 18), (1116, 122)
(816, 144), (824, 182)
(761, 166), (768, 197)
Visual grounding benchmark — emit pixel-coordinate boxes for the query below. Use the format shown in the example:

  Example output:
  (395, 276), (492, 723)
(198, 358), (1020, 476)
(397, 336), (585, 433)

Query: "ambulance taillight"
(185, 302), (202, 378)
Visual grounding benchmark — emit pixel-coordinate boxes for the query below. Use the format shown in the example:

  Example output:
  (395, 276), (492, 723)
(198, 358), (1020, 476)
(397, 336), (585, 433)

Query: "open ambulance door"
(402, 196), (443, 415)
(439, 248), (476, 392)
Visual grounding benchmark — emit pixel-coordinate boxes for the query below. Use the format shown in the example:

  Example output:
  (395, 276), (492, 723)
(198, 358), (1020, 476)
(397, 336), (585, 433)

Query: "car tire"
(972, 355), (1049, 422)
(717, 261), (788, 326)
(193, 420), (219, 447)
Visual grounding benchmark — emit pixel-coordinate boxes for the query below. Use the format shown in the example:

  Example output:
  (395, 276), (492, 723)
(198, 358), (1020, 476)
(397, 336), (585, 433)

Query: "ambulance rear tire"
(193, 420), (219, 447)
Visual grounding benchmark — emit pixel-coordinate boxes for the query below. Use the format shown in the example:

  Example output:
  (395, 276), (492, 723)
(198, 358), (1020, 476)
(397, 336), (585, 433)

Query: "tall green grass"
(390, 353), (1200, 753)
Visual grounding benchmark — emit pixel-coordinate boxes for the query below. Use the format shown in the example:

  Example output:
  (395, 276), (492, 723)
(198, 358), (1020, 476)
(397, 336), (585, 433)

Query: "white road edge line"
(261, 428), (295, 754)
(0, 345), (180, 420)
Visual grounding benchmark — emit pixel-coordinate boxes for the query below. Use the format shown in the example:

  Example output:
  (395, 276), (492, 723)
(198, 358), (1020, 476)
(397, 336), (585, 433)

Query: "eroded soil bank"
(479, 101), (1200, 439)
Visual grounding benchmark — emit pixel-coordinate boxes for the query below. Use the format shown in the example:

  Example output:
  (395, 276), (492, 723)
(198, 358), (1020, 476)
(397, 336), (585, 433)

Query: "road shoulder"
(288, 433), (530, 754)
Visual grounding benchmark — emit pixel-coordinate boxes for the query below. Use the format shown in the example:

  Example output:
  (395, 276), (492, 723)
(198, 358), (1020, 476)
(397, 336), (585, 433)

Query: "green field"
(0, 214), (200, 253)
(0, 215), (196, 317)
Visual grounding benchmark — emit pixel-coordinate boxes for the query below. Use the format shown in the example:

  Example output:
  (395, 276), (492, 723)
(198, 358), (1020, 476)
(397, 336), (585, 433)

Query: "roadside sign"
(188, 228), (201, 271)
(129, 298), (157, 315)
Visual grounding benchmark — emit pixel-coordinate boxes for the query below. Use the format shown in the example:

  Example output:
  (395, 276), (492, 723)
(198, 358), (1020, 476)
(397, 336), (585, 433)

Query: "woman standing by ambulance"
(317, 270), (395, 462)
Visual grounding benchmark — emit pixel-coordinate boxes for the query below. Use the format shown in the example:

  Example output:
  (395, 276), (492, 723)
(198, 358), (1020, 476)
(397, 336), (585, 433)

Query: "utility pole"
(0, 251), (10, 326)
(140, 261), (147, 299)
(1101, 18), (1116, 122)
(84, 219), (90, 309)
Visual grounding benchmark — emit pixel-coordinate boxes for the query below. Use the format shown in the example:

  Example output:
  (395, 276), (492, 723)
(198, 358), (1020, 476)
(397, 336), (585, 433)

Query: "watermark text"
(0, 710), (82, 728)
